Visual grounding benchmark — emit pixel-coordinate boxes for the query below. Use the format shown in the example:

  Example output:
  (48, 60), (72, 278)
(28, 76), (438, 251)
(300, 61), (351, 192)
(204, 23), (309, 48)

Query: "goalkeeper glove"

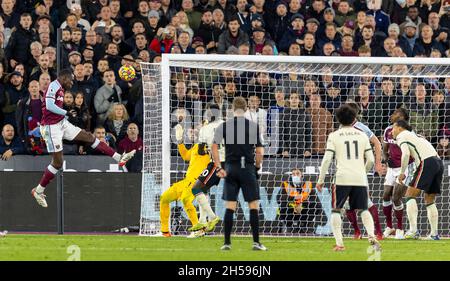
(175, 124), (184, 144)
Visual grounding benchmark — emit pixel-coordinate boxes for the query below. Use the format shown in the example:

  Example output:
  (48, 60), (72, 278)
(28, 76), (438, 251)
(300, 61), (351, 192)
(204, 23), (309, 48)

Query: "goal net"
(140, 55), (450, 238)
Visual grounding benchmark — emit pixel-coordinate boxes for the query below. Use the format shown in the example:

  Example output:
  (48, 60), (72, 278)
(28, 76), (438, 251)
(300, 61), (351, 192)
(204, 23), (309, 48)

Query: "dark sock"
(250, 209), (260, 243)
(383, 204), (393, 229)
(224, 208), (234, 245)
(394, 209), (404, 230)
(39, 166), (57, 187)
(346, 210), (360, 233)
(369, 205), (382, 235)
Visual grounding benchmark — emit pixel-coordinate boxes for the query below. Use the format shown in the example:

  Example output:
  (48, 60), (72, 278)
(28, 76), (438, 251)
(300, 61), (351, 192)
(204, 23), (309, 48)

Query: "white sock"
(368, 198), (374, 209)
(393, 202), (404, 211)
(383, 201), (392, 207)
(331, 212), (344, 247)
(361, 210), (375, 238)
(426, 203), (439, 236)
(91, 138), (100, 149)
(113, 152), (121, 162)
(196, 193), (216, 220)
(36, 184), (45, 194)
(406, 198), (418, 233)
(199, 204), (207, 224)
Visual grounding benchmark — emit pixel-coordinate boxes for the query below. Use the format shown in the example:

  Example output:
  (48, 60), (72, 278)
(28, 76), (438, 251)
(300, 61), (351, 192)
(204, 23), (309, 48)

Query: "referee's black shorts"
(411, 156), (444, 194)
(332, 185), (368, 210)
(222, 163), (260, 202)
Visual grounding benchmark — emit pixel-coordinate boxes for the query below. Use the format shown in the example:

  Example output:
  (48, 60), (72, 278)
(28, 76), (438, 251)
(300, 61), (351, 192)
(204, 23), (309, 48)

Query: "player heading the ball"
(31, 69), (136, 208)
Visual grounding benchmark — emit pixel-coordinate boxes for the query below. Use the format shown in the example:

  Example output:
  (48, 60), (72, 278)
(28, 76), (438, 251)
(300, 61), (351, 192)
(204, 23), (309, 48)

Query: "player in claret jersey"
(31, 69), (136, 208)
(381, 108), (414, 239)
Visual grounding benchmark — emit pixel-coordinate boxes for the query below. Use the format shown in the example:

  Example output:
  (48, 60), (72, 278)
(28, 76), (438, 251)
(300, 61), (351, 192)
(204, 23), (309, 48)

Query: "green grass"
(0, 234), (450, 261)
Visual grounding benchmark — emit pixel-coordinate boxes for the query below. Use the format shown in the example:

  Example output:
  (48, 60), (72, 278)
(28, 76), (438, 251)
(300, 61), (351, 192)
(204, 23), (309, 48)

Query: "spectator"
(367, 78), (402, 136)
(267, 2), (290, 45)
(110, 25), (132, 57)
(1, 71), (28, 128)
(306, 94), (333, 156)
(281, 92), (312, 158)
(118, 122), (143, 172)
(279, 13), (305, 53)
(207, 83), (231, 119)
(30, 53), (56, 82)
(104, 103), (131, 144)
(366, 0), (390, 35)
(181, 0), (202, 32)
(322, 41), (336, 55)
(339, 34), (358, 56)
(437, 131), (450, 160)
(73, 92), (91, 131)
(15, 80), (45, 155)
(409, 83), (439, 140)
(249, 27), (277, 55)
(244, 94), (267, 141)
(322, 83), (346, 114)
(354, 25), (379, 56)
(277, 168), (315, 233)
(86, 125), (117, 155)
(413, 24), (446, 56)
(92, 6), (117, 38)
(212, 8), (227, 33)
(196, 9), (222, 53)
(5, 13), (37, 71)
(355, 84), (374, 123)
(301, 32), (319, 55)
(1, 0), (20, 29)
(288, 42), (301, 56)
(217, 16), (249, 54)
(317, 22), (342, 51)
(266, 87), (285, 155)
(245, 72), (276, 108)
(178, 30), (195, 54)
(94, 69), (123, 126)
(150, 25), (177, 54)
(335, 0), (356, 27)
(305, 18), (320, 36)
(0, 124), (25, 159)
(60, 4), (90, 31)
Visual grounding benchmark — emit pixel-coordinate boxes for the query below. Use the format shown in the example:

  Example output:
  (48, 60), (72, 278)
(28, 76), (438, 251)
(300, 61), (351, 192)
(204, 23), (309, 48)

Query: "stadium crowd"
(0, 0), (449, 170)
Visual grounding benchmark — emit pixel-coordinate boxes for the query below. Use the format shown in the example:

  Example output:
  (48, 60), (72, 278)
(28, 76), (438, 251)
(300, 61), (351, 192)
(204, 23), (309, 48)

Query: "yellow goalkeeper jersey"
(178, 143), (210, 180)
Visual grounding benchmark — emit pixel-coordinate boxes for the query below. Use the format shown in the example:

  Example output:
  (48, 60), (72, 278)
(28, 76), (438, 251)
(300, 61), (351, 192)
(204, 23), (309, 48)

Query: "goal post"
(140, 55), (450, 237)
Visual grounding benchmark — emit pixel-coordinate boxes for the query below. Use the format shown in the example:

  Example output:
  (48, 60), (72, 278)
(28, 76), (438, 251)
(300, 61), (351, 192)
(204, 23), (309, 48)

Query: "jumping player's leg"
(72, 128), (135, 166)
(32, 151), (64, 207)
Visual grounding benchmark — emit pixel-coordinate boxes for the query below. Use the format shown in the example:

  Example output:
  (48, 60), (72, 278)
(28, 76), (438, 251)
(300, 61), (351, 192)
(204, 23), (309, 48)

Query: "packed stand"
(0, 0), (449, 170)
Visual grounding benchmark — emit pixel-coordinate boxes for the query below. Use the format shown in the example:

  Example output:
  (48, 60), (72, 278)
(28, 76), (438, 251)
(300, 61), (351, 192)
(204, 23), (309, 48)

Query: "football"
(118, 65), (136, 82)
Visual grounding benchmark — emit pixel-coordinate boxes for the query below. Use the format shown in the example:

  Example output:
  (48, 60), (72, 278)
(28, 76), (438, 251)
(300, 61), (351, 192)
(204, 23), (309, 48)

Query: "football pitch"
(1, 234), (450, 261)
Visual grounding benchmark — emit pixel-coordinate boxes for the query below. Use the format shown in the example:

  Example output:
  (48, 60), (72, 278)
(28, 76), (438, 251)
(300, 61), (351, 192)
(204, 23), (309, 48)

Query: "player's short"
(384, 163), (415, 186)
(197, 162), (221, 192)
(332, 185), (368, 210)
(222, 163), (259, 202)
(40, 118), (82, 153)
(410, 156), (444, 194)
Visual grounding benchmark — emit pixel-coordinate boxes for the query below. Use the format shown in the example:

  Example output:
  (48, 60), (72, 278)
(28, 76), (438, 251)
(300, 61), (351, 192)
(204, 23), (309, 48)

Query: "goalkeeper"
(189, 104), (225, 233)
(159, 124), (210, 237)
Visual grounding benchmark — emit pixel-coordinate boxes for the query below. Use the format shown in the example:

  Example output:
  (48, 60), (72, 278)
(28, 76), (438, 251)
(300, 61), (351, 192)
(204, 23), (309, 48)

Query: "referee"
(211, 97), (267, 251)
